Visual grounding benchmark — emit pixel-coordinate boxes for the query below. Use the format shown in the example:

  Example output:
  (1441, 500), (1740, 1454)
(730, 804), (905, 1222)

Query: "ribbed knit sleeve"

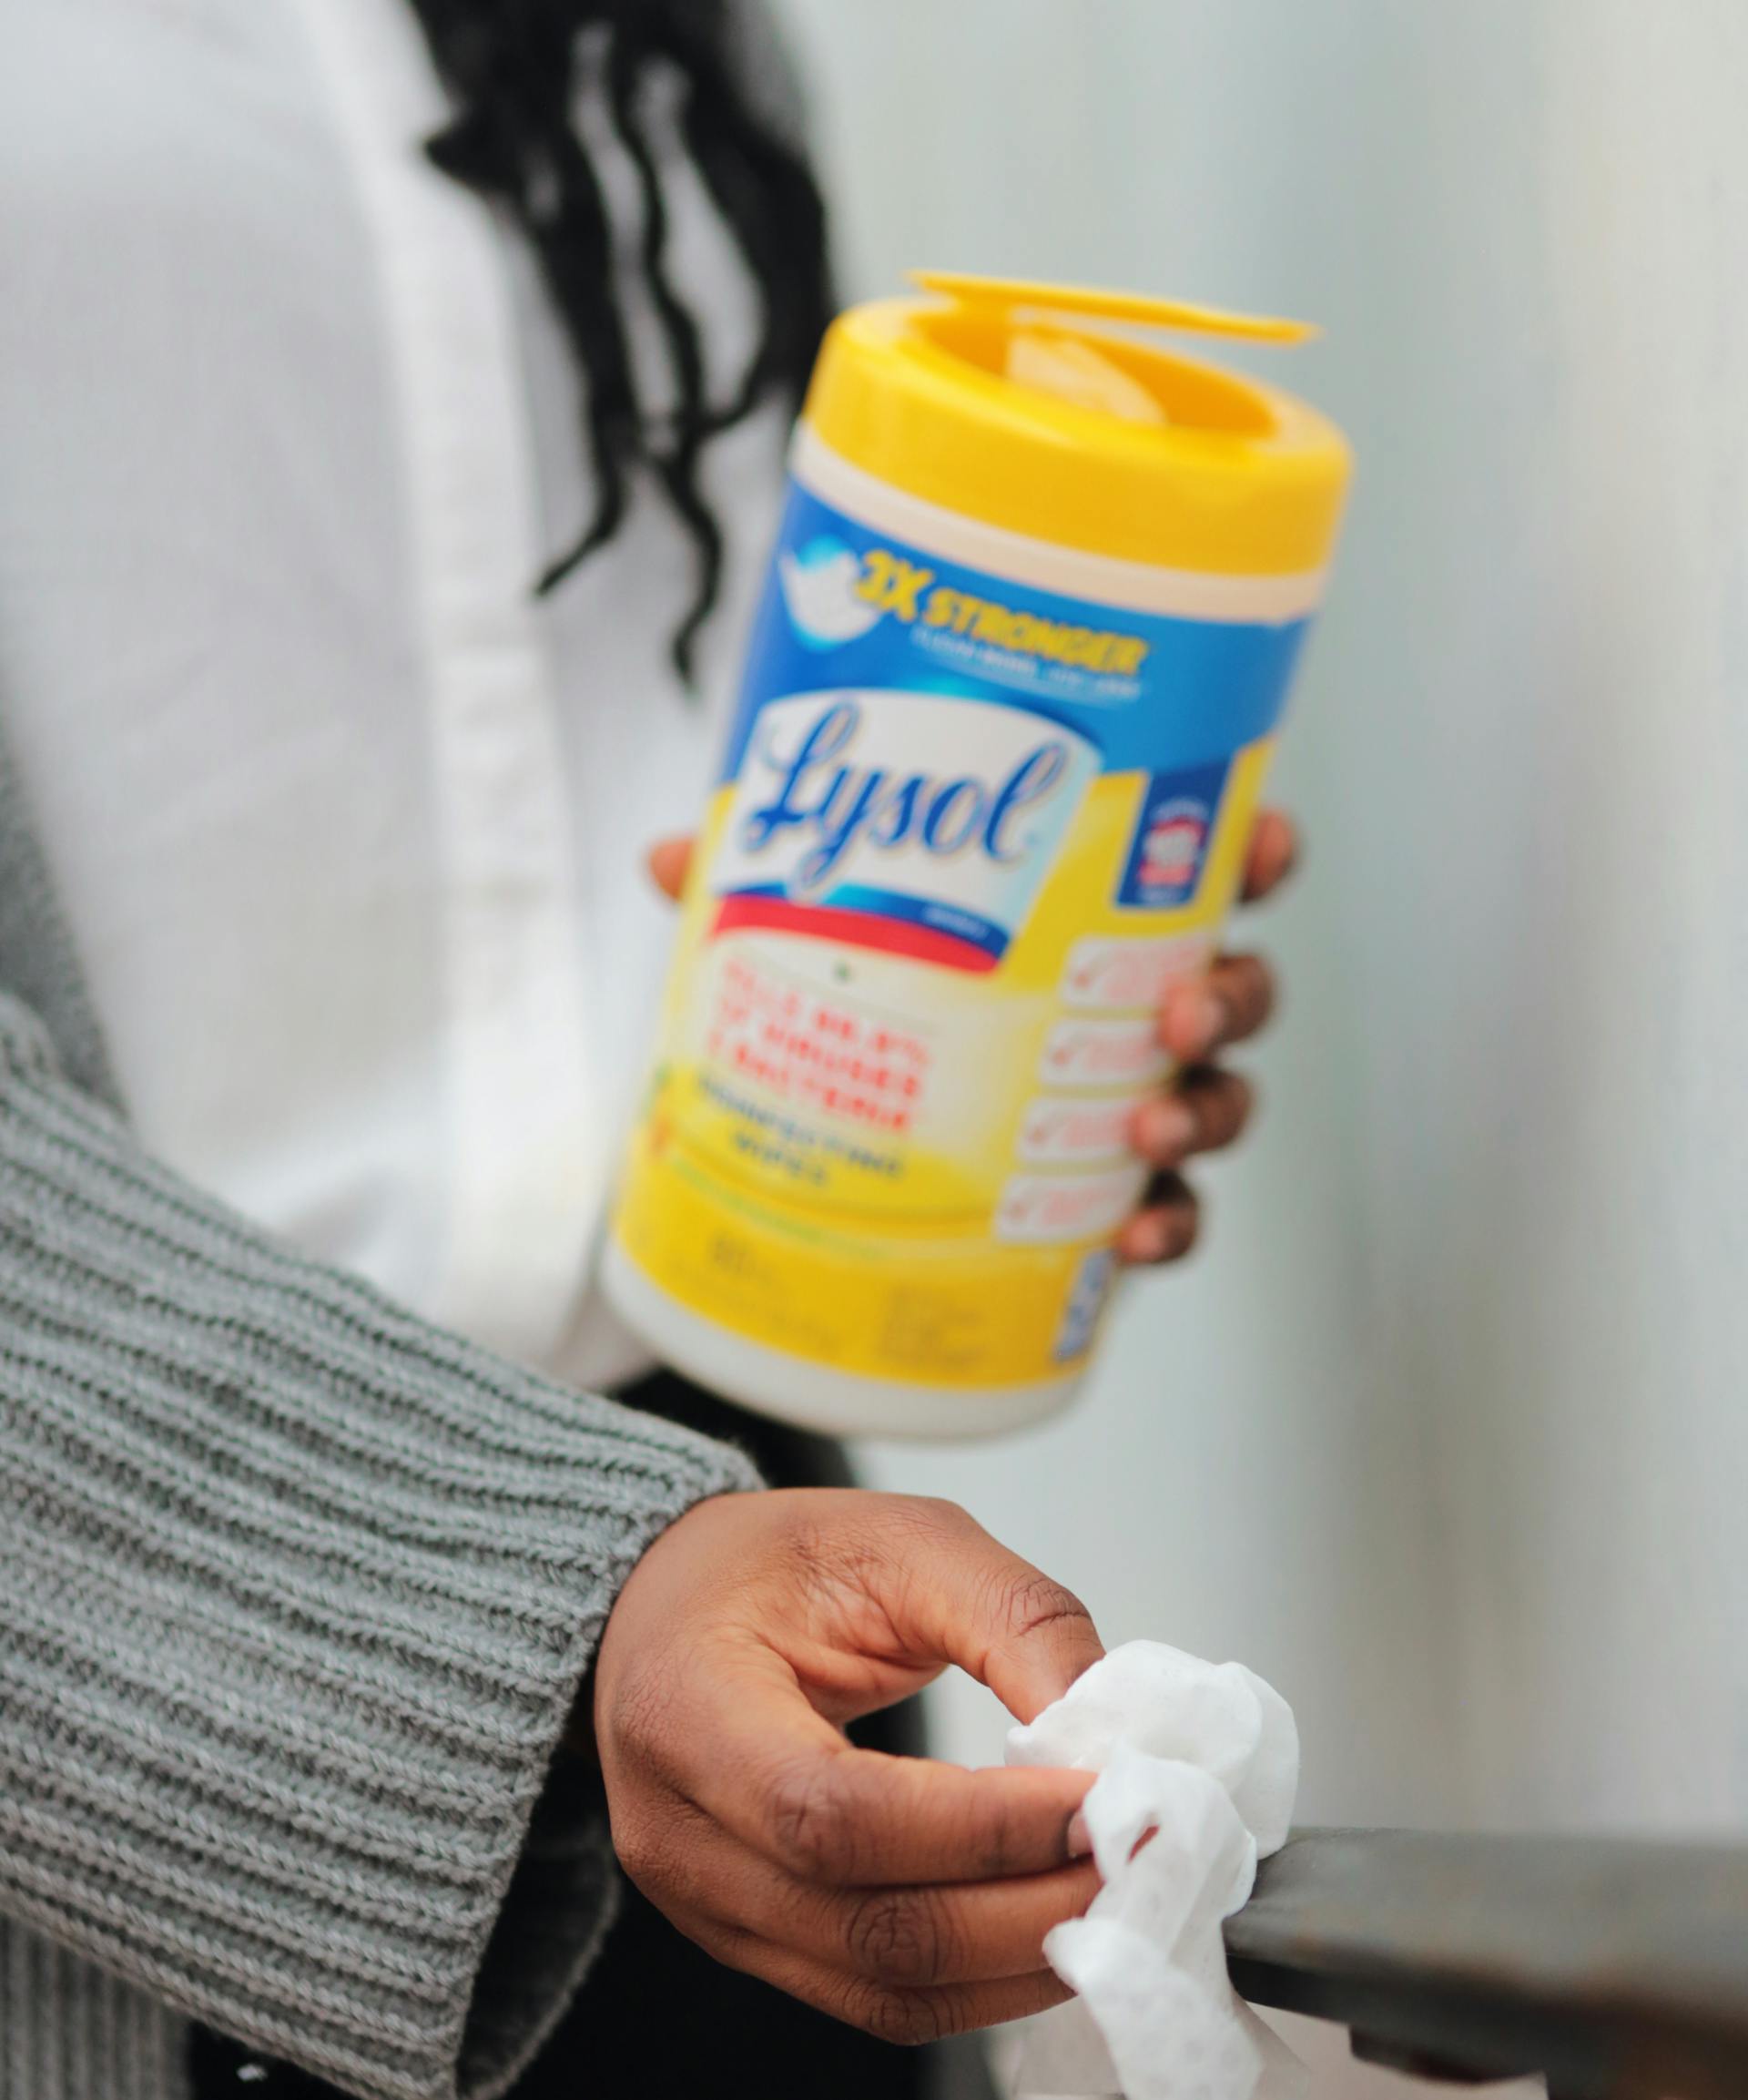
(0, 993), (761, 2100)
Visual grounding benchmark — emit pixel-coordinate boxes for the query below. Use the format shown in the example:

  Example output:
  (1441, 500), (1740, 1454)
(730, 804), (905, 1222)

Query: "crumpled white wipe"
(1004, 1641), (1306, 2100)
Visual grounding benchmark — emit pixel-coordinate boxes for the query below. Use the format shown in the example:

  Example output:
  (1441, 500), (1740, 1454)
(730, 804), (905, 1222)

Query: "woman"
(0, 4), (1292, 2095)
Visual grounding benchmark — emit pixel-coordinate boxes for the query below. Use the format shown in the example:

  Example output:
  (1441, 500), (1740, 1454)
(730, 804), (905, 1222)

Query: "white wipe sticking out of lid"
(1006, 331), (1172, 426)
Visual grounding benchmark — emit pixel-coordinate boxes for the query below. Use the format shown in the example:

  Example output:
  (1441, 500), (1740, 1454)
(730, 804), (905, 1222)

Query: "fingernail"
(1067, 1810), (1093, 1860)
(1135, 1096), (1197, 1163)
(1125, 1212), (1172, 1264)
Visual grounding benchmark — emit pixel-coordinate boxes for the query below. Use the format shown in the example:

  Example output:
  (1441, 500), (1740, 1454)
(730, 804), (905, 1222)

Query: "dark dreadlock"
(407, 0), (833, 681)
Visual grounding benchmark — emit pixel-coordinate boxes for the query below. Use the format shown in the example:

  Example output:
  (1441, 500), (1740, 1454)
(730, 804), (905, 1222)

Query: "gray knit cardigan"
(0, 731), (761, 2100)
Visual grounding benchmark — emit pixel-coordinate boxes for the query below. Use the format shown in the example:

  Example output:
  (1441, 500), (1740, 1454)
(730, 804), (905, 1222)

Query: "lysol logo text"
(710, 691), (1102, 972)
(739, 699), (1073, 892)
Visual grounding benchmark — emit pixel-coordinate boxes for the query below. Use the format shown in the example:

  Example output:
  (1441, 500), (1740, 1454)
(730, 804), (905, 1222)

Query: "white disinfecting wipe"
(1004, 1642), (1306, 2100)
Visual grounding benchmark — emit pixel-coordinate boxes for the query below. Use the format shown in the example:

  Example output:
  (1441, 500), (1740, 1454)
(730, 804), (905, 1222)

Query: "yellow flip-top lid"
(802, 272), (1351, 578)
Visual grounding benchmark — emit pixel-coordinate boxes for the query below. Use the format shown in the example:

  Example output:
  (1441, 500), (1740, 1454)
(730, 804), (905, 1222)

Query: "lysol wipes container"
(605, 273), (1350, 1438)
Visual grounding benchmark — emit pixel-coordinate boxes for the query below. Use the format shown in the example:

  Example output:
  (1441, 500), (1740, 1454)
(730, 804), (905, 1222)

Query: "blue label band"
(712, 477), (1309, 963)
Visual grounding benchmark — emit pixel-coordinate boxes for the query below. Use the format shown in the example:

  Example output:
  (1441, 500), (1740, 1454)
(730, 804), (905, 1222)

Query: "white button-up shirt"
(0, 0), (789, 1387)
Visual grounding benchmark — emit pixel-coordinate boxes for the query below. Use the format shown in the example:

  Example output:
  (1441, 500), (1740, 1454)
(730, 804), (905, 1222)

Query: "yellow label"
(614, 742), (1276, 1392)
(608, 460), (1315, 1405)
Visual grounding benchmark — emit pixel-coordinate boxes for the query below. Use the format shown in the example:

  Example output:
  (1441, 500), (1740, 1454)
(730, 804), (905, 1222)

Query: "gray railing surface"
(1225, 1829), (1748, 2097)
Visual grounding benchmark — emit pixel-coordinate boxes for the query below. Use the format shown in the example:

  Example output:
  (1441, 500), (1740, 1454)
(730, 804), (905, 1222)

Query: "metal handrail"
(1225, 1828), (1748, 2096)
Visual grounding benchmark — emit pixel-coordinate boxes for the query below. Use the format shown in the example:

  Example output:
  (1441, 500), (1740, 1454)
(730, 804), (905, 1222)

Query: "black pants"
(191, 1372), (991, 2100)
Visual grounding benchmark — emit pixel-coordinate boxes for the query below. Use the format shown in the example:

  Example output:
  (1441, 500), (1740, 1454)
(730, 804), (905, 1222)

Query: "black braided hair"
(408, 0), (833, 681)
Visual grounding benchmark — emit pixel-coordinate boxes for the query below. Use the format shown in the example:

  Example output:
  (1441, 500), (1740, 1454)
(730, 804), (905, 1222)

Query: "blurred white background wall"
(768, 0), (1748, 1867)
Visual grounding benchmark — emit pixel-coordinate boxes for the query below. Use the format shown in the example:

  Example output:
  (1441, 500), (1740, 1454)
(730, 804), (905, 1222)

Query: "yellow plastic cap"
(801, 272), (1351, 578)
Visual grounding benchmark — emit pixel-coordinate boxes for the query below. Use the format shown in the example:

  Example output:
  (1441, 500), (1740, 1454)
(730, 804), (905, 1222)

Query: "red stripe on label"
(710, 893), (999, 973)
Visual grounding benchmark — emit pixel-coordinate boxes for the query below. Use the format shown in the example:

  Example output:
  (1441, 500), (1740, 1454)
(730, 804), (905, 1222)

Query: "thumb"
(874, 1502), (1105, 1726)
(646, 833), (696, 902)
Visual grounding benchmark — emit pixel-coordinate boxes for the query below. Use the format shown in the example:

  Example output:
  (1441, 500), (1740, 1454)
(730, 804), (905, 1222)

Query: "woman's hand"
(593, 1489), (1104, 2043)
(646, 805), (1299, 1272)
(1115, 807), (1297, 1267)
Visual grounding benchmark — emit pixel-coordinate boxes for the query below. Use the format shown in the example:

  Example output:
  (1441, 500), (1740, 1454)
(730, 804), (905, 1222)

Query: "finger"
(817, 1858), (1098, 1987)
(859, 1500), (1107, 1726)
(1131, 1068), (1255, 1168)
(739, 1942), (1075, 2045)
(646, 1813), (1100, 1986)
(1240, 808), (1298, 902)
(679, 1642), (1096, 1886)
(1115, 1174), (1200, 1266)
(646, 832), (696, 902)
(1158, 952), (1275, 1061)
(750, 1734), (1098, 1889)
